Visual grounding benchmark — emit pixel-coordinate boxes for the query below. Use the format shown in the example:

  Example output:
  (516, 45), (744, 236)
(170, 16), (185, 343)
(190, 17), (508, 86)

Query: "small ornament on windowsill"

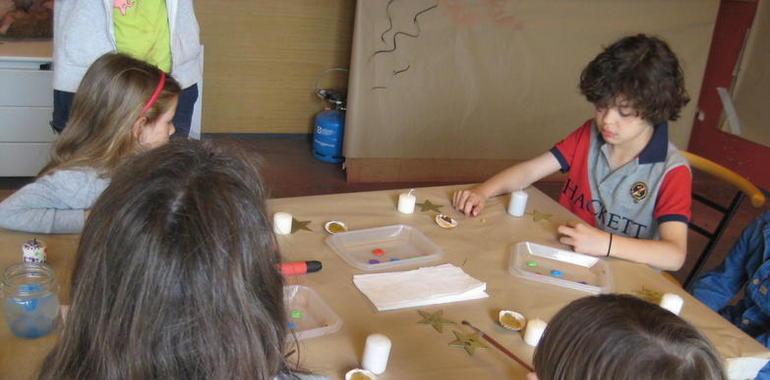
(22, 238), (47, 264)
(291, 218), (312, 233)
(415, 199), (443, 213)
(417, 309), (456, 333)
(448, 330), (489, 355)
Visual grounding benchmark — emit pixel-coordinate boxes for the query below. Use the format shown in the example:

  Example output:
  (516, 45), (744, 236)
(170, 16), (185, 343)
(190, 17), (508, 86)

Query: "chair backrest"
(682, 151), (766, 289)
(681, 151), (766, 207)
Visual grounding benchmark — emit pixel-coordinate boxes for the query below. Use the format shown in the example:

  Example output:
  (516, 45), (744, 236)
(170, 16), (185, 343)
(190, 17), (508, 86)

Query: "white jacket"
(53, 0), (202, 92)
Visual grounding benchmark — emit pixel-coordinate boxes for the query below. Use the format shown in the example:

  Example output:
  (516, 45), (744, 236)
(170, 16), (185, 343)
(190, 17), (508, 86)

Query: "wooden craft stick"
(461, 320), (535, 372)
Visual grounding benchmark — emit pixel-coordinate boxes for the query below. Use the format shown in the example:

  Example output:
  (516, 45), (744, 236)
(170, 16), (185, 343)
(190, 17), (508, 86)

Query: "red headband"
(141, 72), (166, 114)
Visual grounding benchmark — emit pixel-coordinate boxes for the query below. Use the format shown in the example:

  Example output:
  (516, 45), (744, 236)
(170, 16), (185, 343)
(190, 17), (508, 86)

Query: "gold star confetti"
(448, 330), (489, 355)
(416, 200), (443, 213)
(417, 310), (456, 333)
(291, 218), (312, 233)
(632, 287), (663, 304)
(528, 210), (553, 223)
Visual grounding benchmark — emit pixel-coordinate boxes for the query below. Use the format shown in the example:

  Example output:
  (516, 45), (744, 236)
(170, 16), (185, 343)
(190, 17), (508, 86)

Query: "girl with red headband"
(0, 53), (180, 234)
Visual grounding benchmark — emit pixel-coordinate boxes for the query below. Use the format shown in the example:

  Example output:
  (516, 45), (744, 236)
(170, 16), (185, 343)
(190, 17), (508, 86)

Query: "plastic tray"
(325, 224), (444, 271)
(284, 285), (342, 341)
(508, 241), (612, 294)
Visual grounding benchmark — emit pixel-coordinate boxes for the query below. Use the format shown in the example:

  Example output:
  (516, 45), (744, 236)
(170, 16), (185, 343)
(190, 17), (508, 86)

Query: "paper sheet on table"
(353, 264), (488, 311)
(726, 357), (770, 380)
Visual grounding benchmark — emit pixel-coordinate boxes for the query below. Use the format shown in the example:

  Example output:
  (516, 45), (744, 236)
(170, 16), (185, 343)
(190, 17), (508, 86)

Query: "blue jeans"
(759, 362), (770, 380)
(51, 83), (198, 138)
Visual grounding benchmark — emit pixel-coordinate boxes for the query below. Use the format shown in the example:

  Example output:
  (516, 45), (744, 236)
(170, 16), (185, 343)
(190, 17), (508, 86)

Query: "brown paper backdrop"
(196, 1), (354, 134)
(345, 0), (718, 161)
(731, 0), (770, 148)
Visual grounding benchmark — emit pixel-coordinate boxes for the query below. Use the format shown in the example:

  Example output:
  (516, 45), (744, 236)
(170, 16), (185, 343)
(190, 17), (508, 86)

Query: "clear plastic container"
(508, 241), (612, 294)
(284, 285), (342, 341)
(325, 224), (444, 271)
(1, 263), (60, 339)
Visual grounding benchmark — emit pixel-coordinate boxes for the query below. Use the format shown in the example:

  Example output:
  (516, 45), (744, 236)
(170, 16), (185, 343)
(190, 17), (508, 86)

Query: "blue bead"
(550, 270), (563, 278)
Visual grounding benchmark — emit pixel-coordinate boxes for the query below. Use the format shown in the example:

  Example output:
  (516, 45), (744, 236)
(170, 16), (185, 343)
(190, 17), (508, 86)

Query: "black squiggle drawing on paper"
(392, 64), (410, 76)
(370, 3), (438, 60)
(380, 0), (395, 43)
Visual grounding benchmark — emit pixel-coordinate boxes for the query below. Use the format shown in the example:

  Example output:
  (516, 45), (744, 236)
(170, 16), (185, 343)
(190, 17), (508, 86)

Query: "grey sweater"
(0, 168), (110, 234)
(53, 0), (202, 92)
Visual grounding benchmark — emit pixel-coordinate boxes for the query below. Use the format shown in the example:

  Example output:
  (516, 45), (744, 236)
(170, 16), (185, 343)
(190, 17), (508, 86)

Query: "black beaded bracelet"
(606, 233), (613, 257)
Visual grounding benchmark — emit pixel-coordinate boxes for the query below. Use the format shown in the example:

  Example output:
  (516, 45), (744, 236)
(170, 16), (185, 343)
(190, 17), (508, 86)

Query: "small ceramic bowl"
(345, 368), (377, 380)
(435, 214), (458, 229)
(498, 310), (527, 331)
(324, 220), (348, 234)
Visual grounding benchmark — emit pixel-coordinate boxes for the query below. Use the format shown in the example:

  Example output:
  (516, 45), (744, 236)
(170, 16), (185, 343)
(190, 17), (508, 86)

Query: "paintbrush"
(462, 320), (534, 372)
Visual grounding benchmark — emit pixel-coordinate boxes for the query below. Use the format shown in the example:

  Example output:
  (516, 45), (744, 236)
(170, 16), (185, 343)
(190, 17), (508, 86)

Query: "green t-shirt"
(113, 0), (172, 72)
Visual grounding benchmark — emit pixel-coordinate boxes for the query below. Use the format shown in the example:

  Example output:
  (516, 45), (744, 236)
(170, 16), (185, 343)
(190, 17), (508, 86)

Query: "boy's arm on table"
(453, 152), (561, 216)
(558, 220), (687, 271)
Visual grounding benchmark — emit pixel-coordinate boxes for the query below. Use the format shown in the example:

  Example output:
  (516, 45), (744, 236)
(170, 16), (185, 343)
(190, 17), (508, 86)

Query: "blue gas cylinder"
(312, 109), (345, 163)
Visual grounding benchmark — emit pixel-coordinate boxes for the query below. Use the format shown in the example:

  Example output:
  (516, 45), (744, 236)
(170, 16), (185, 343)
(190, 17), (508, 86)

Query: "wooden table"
(1, 185), (768, 379)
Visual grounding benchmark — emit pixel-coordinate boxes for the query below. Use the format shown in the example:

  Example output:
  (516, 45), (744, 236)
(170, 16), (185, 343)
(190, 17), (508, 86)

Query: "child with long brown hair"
(37, 140), (326, 380)
(0, 52), (180, 234)
(528, 294), (727, 380)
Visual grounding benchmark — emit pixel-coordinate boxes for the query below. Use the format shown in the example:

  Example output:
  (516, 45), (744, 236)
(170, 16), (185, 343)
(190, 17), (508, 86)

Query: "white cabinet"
(0, 41), (56, 177)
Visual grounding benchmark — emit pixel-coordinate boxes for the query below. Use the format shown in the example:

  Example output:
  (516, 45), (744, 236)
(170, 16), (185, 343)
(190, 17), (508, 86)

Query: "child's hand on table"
(452, 189), (486, 217)
(557, 221), (612, 257)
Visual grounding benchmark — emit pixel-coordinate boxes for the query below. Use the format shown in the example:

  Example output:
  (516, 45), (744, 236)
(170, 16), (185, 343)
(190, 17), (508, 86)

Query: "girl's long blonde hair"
(41, 53), (181, 176)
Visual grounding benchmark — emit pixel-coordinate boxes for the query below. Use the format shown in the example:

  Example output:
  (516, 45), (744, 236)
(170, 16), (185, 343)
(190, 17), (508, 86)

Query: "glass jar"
(1, 263), (60, 339)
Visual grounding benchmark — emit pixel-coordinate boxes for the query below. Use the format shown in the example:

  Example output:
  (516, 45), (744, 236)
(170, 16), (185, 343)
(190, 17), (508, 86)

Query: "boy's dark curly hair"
(579, 34), (690, 125)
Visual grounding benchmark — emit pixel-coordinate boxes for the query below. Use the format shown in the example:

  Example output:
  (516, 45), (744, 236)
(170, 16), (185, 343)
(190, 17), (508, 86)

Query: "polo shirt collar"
(638, 122), (669, 164)
(596, 121), (669, 164)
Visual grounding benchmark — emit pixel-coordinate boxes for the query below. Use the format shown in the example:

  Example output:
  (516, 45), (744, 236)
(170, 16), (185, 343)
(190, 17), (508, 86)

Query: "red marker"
(279, 260), (323, 276)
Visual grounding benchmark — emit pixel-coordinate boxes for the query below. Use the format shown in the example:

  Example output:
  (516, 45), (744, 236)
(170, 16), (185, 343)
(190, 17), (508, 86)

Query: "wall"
(688, 0), (770, 191)
(731, 0), (770, 149)
(345, 0), (718, 182)
(196, 1), (355, 134)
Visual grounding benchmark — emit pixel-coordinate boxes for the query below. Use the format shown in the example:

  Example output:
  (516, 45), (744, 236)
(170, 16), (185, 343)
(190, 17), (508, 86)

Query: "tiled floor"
(2, 137), (767, 284)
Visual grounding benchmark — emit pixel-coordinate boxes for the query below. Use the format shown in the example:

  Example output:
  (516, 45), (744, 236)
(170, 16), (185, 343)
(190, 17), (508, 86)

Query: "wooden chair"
(681, 151), (766, 289)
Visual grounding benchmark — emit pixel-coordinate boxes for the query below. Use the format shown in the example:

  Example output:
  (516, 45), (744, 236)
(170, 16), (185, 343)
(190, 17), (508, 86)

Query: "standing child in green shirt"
(52, 0), (202, 137)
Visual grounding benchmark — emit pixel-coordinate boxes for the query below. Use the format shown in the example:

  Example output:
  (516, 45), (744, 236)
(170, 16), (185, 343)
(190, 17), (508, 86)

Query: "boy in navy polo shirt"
(453, 34), (692, 271)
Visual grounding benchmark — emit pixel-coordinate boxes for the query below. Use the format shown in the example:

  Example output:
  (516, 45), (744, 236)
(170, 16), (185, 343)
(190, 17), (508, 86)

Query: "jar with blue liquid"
(1, 263), (60, 339)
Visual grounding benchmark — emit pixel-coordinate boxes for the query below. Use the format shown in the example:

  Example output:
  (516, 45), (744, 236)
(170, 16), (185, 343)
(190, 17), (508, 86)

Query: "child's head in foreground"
(580, 34), (690, 128)
(43, 52), (181, 176)
(38, 140), (290, 379)
(531, 294), (726, 380)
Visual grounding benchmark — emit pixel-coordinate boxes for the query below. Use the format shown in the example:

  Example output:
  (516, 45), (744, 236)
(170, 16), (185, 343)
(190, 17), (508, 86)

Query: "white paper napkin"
(353, 264), (489, 311)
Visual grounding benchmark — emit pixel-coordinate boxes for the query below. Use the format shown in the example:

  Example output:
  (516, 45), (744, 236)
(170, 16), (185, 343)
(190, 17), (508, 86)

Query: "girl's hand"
(557, 221), (611, 256)
(452, 189), (486, 217)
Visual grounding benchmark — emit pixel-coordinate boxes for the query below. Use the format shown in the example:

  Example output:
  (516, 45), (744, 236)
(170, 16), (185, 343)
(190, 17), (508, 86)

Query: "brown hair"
(533, 294), (726, 380)
(579, 34), (690, 125)
(40, 52), (181, 176)
(37, 140), (293, 379)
